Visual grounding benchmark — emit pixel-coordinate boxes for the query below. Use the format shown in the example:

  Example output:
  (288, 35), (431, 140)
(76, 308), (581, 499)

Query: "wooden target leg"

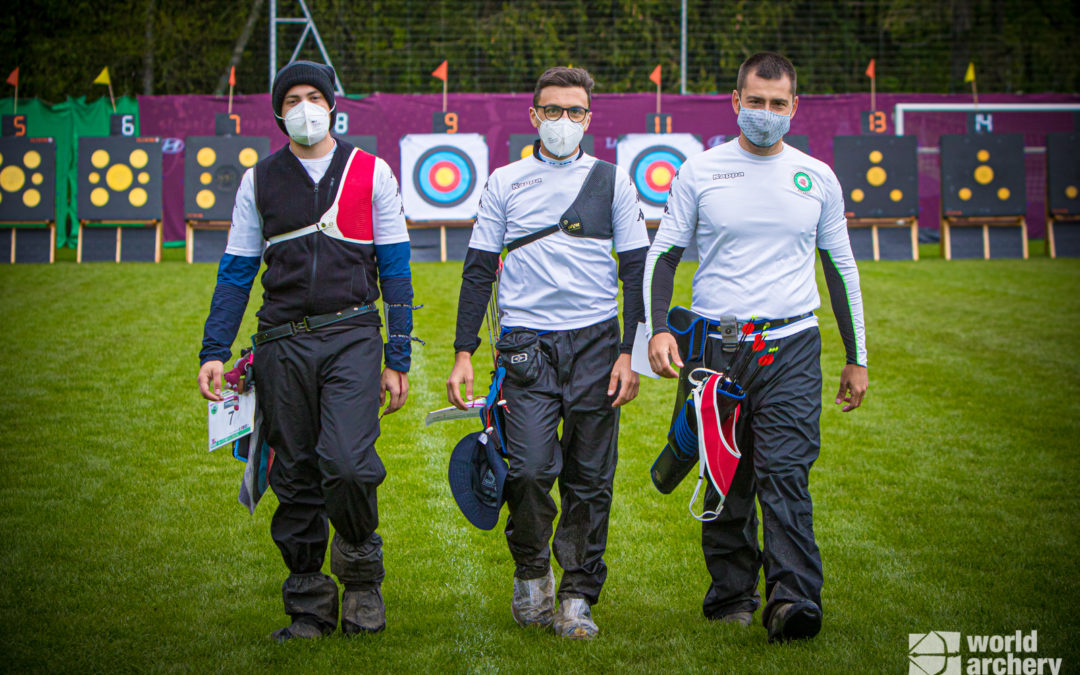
(982, 224), (990, 260)
(115, 227), (122, 263)
(1047, 220), (1056, 258)
(440, 226), (447, 263)
(1020, 217), (1028, 259)
(910, 218), (919, 261)
(49, 224), (55, 263)
(77, 221), (84, 263)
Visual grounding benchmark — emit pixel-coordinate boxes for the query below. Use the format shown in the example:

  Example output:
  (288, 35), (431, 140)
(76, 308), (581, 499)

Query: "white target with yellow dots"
(0, 137), (56, 223)
(940, 133), (1026, 218)
(78, 137), (162, 221)
(184, 136), (270, 221)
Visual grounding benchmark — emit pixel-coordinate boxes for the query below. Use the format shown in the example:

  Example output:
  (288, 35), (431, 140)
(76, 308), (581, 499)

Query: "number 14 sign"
(207, 389), (255, 452)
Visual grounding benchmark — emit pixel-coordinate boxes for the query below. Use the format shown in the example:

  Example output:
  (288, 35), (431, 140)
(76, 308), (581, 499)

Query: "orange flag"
(228, 65), (236, 87)
(6, 67), (17, 87)
(865, 59), (875, 79)
(649, 64), (662, 86)
(432, 60), (448, 82)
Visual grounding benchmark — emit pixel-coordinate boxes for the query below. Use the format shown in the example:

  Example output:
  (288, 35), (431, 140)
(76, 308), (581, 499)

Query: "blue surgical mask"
(736, 100), (791, 148)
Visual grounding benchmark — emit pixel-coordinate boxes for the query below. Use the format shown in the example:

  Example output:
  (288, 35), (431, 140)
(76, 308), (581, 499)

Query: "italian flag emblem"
(793, 171), (812, 192)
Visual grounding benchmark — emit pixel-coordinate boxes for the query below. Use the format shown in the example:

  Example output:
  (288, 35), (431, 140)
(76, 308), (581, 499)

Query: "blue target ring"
(630, 146), (686, 206)
(413, 145), (477, 207)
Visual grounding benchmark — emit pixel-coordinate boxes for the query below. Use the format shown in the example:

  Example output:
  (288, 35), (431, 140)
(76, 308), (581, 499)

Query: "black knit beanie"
(271, 61), (337, 135)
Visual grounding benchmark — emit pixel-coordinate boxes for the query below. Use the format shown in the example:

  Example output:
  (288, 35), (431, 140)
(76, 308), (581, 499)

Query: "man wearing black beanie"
(197, 60), (417, 641)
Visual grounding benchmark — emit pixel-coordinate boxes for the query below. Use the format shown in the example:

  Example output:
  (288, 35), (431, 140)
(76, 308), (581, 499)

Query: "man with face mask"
(446, 66), (649, 639)
(645, 52), (868, 643)
(196, 61), (415, 641)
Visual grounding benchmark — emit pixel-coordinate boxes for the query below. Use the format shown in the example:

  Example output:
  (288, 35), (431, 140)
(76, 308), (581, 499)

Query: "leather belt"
(252, 303), (378, 346)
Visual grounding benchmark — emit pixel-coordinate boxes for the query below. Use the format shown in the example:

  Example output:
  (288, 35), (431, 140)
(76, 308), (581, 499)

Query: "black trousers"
(254, 324), (386, 628)
(672, 328), (824, 627)
(500, 317), (620, 606)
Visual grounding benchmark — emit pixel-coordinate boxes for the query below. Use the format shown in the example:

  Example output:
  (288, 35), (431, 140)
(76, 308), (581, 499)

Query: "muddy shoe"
(342, 586), (386, 634)
(511, 568), (555, 628)
(271, 619), (329, 643)
(767, 601), (822, 643)
(713, 611), (753, 626)
(553, 598), (599, 640)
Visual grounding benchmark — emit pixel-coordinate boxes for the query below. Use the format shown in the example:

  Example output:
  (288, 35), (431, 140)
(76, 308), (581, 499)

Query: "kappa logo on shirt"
(511, 178), (543, 190)
(712, 171), (745, 181)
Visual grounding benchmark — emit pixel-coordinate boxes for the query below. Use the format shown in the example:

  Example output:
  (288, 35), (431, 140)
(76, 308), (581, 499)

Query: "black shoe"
(271, 619), (329, 643)
(767, 601), (822, 643)
(342, 586), (386, 634)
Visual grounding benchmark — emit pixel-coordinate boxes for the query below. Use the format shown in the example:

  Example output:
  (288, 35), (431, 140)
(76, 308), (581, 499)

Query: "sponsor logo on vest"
(908, 630), (1061, 675)
(511, 177), (543, 190)
(712, 171), (745, 181)
(793, 171), (812, 191)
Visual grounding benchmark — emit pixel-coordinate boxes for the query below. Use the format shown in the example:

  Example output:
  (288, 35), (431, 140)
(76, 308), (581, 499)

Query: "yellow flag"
(964, 62), (975, 84)
(93, 67), (111, 86)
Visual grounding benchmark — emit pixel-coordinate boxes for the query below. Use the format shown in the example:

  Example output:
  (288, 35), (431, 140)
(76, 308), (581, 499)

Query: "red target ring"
(428, 160), (462, 193)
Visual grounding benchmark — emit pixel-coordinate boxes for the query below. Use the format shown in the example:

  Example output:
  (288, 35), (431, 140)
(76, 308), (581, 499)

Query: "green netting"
(0, 96), (140, 247)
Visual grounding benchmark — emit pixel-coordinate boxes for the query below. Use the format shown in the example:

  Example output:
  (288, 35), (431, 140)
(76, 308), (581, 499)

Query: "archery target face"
(414, 145), (476, 207)
(0, 137), (56, 222)
(184, 136), (270, 220)
(832, 135), (918, 218)
(400, 133), (488, 221)
(631, 146), (685, 206)
(940, 133), (1025, 217)
(78, 137), (162, 221)
(1047, 132), (1080, 216)
(616, 134), (704, 220)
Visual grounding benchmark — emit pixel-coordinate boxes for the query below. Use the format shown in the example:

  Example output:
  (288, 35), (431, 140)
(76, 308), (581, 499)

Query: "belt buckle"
(291, 316), (310, 335)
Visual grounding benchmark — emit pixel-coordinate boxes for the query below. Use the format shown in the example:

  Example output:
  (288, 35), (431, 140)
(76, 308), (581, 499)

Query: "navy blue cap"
(448, 430), (508, 530)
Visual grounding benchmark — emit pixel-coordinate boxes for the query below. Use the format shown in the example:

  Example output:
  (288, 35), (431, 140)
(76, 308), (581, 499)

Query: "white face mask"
(279, 100), (332, 146)
(537, 117), (585, 158)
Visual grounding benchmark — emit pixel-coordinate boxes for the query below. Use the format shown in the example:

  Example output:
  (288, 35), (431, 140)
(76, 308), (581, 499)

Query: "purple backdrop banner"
(138, 92), (1079, 243)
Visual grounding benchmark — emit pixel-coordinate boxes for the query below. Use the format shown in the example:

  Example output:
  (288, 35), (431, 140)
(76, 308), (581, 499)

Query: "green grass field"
(1, 247), (1078, 673)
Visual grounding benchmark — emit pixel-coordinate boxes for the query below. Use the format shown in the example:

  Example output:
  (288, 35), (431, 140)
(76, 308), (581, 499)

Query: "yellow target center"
(197, 147), (217, 167)
(196, 189), (216, 209)
(890, 189), (903, 202)
(977, 149), (990, 162)
(433, 166), (456, 187)
(866, 166), (887, 187)
(129, 188), (148, 207)
(23, 189), (41, 208)
(868, 150), (883, 164)
(974, 165), (994, 185)
(90, 187), (109, 206)
(106, 164), (134, 191)
(650, 166), (673, 187)
(238, 148), (259, 167)
(850, 188), (865, 203)
(958, 187), (972, 201)
(23, 150), (41, 169)
(129, 149), (149, 169)
(1066, 185), (1078, 199)
(91, 149), (110, 169)
(997, 187), (1011, 201)
(0, 165), (26, 192)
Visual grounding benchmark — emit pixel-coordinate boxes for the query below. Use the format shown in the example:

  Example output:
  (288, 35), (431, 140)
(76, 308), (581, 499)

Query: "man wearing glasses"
(447, 66), (649, 639)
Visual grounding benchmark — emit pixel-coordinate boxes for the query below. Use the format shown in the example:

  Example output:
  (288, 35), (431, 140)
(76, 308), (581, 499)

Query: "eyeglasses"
(534, 104), (590, 122)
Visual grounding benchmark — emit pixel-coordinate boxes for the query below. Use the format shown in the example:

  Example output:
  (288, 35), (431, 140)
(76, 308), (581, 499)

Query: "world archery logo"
(793, 171), (812, 192)
(909, 631), (962, 675)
